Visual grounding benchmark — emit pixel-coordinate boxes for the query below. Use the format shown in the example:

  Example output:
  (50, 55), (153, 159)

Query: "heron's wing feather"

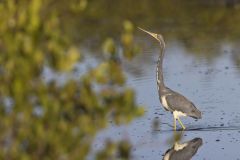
(165, 92), (197, 114)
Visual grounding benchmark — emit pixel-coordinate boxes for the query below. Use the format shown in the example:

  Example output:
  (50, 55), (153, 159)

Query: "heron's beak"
(138, 27), (158, 41)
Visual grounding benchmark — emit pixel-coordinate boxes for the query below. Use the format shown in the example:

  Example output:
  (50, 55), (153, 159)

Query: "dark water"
(80, 1), (240, 159)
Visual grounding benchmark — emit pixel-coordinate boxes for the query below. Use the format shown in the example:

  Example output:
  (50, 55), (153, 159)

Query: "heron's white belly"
(161, 95), (169, 110)
(173, 110), (187, 118)
(163, 152), (170, 160)
(174, 142), (188, 151)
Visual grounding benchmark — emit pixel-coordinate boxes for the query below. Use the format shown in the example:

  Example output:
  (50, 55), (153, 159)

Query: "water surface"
(80, 1), (240, 159)
(90, 36), (240, 160)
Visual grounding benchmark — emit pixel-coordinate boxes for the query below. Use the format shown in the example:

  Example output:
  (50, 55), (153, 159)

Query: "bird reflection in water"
(163, 136), (203, 160)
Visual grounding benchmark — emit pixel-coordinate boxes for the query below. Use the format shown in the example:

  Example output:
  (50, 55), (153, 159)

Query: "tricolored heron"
(163, 137), (203, 160)
(139, 27), (202, 130)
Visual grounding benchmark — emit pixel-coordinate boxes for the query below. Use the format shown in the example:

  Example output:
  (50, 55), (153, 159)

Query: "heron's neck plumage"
(156, 46), (166, 91)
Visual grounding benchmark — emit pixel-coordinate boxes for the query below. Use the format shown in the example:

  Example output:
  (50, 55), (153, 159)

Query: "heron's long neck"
(156, 47), (165, 90)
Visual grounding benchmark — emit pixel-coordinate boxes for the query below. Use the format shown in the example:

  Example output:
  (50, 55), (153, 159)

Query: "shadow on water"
(162, 137), (203, 160)
(154, 125), (240, 132)
(133, 129), (203, 160)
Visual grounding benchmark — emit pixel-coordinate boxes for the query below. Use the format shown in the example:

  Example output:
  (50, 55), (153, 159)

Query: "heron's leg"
(173, 114), (177, 131)
(177, 117), (186, 130)
(173, 117), (176, 131)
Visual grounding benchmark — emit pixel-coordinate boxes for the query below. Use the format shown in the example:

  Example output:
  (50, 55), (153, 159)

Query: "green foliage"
(0, 0), (143, 159)
(66, 0), (240, 62)
(121, 20), (140, 60)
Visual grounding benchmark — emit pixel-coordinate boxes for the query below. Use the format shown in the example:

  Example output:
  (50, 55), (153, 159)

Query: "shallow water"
(89, 37), (240, 159)
(74, 1), (240, 159)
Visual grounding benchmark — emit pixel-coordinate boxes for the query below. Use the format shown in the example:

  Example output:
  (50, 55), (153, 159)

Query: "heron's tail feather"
(189, 103), (202, 119)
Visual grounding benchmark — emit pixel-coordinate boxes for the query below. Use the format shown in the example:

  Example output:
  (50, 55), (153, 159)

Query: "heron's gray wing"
(163, 147), (193, 160)
(169, 149), (196, 160)
(165, 92), (198, 116)
(163, 138), (202, 160)
(168, 139), (202, 160)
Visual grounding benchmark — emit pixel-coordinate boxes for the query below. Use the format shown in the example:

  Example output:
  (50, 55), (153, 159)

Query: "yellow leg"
(177, 118), (186, 130)
(173, 117), (176, 131)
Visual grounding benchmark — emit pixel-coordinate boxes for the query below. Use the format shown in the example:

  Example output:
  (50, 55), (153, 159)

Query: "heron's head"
(138, 27), (165, 49)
